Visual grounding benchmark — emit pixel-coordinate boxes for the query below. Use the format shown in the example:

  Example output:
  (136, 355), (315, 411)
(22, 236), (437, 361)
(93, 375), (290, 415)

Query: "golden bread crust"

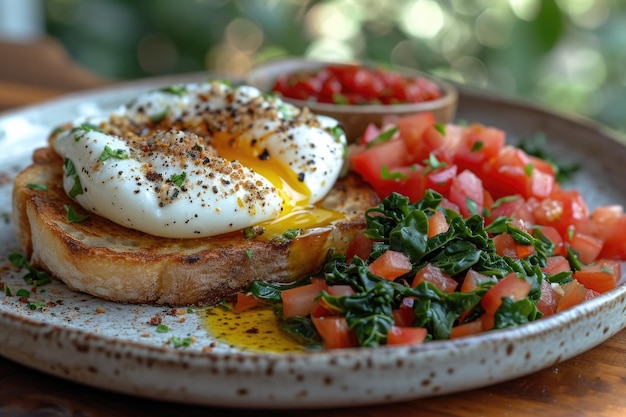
(12, 148), (379, 306)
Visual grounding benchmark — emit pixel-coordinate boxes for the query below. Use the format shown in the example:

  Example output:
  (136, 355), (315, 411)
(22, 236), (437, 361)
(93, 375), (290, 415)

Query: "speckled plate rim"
(0, 73), (625, 409)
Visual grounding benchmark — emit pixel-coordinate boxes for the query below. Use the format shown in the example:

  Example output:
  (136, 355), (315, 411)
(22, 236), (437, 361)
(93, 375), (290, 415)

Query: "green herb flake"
(186, 306), (195, 314)
(63, 158), (83, 198)
(524, 163), (534, 177)
(329, 125), (345, 143)
(491, 195), (521, 209)
(466, 197), (479, 216)
(99, 145), (128, 162)
(282, 228), (300, 240)
(170, 172), (187, 187)
(64, 205), (90, 223)
(471, 141), (484, 152)
(380, 165), (408, 180)
(8, 253), (52, 287)
(159, 85), (188, 96)
(16, 288), (30, 298)
(423, 153), (447, 172)
(28, 301), (47, 311)
(156, 324), (170, 333)
(72, 123), (100, 141)
(243, 227), (257, 239)
(26, 183), (48, 191)
(434, 123), (446, 135)
(246, 249), (253, 259)
(366, 127), (398, 149)
(170, 336), (194, 348)
(3, 283), (12, 296)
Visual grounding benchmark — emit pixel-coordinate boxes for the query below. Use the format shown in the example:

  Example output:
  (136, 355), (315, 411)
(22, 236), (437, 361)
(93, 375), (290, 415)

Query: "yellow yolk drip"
(203, 305), (305, 353)
(211, 132), (344, 238)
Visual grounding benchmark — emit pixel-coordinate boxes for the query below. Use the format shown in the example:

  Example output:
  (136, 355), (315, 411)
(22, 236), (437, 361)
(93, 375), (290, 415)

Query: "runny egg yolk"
(211, 131), (345, 238)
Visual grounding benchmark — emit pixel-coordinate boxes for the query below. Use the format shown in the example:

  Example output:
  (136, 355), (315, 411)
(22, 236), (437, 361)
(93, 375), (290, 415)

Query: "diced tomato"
(358, 123), (382, 146)
(327, 285), (356, 297)
(281, 280), (328, 318)
(369, 165), (426, 202)
(453, 124), (505, 175)
(534, 189), (589, 236)
(448, 170), (484, 217)
(392, 297), (416, 327)
(310, 298), (336, 318)
(556, 279), (588, 312)
(233, 293), (265, 313)
(481, 273), (532, 315)
(591, 205), (623, 241)
(450, 320), (483, 339)
(574, 260), (621, 294)
(567, 231), (603, 265)
(368, 250), (413, 280)
(460, 269), (497, 293)
(536, 279), (559, 317)
(346, 230), (373, 262)
(480, 312), (495, 331)
(542, 255), (571, 275)
(395, 112), (436, 159)
(312, 316), (357, 349)
(427, 210), (449, 238)
(493, 233), (535, 259)
(424, 164), (457, 196)
(484, 146), (554, 200)
(412, 264), (458, 293)
(386, 326), (428, 346)
(350, 138), (410, 186)
(598, 214), (626, 260)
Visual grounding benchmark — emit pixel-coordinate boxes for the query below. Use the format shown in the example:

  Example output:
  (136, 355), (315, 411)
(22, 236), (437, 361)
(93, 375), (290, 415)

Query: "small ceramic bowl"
(246, 57), (458, 142)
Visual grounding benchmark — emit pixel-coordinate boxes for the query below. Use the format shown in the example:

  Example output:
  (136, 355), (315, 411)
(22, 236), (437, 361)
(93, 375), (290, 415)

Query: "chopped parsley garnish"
(99, 145), (128, 162)
(380, 165), (408, 180)
(170, 172), (187, 187)
(28, 301), (47, 311)
(159, 85), (188, 96)
(243, 227), (257, 239)
(246, 249), (253, 259)
(491, 195), (521, 210)
(72, 123), (100, 141)
(63, 158), (83, 198)
(156, 324), (170, 333)
(282, 228), (300, 240)
(329, 125), (345, 143)
(171, 336), (194, 348)
(366, 127), (398, 149)
(16, 288), (30, 298)
(470, 141), (484, 152)
(64, 205), (90, 223)
(26, 183), (48, 191)
(3, 283), (12, 296)
(423, 153), (447, 172)
(8, 253), (52, 287)
(524, 163), (534, 177)
(434, 123), (446, 135)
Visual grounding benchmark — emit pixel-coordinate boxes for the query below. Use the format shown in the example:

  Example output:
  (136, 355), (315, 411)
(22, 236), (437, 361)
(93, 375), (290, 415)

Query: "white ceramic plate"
(0, 75), (625, 409)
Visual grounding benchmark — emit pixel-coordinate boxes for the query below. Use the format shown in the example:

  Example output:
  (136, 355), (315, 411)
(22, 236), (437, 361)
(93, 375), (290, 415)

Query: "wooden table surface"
(1, 39), (625, 417)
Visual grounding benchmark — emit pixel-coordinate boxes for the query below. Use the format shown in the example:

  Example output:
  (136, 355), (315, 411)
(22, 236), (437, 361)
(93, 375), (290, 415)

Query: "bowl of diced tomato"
(246, 57), (458, 142)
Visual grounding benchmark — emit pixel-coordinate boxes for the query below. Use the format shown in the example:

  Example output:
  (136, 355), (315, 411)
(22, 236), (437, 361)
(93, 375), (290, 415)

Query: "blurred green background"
(44, 0), (626, 132)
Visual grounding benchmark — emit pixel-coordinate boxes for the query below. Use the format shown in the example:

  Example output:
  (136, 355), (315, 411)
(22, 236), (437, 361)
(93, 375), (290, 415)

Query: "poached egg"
(52, 81), (346, 239)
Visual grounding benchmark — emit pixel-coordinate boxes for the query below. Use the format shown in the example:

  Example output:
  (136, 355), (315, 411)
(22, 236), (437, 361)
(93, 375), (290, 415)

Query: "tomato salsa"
(231, 113), (625, 350)
(271, 64), (442, 105)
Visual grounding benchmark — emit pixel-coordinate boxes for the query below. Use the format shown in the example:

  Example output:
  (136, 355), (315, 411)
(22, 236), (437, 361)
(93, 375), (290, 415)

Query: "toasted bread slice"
(12, 147), (378, 306)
